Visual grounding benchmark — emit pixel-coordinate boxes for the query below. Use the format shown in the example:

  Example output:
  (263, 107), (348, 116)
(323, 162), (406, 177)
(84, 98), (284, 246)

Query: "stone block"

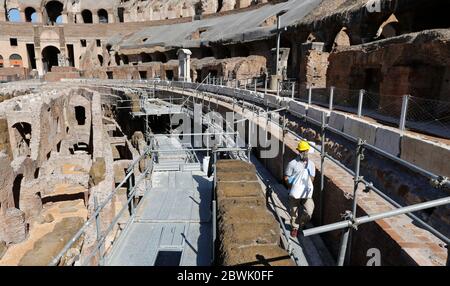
(288, 100), (307, 116)
(307, 106), (329, 124)
(343, 116), (377, 145)
(400, 134), (450, 177)
(328, 112), (347, 131)
(374, 127), (402, 157)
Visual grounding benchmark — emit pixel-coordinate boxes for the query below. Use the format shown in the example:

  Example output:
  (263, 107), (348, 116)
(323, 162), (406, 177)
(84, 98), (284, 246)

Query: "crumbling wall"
(327, 29), (450, 116)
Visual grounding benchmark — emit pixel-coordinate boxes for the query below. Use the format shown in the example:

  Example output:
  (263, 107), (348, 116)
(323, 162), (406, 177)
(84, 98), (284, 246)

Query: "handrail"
(56, 79), (450, 266)
(48, 147), (151, 266)
(148, 80), (450, 263)
(303, 196), (450, 237)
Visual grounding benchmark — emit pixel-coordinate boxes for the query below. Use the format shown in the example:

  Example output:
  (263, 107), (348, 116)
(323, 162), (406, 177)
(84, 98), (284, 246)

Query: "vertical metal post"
(213, 149), (218, 190)
(319, 112), (326, 225)
(357, 89), (365, 117)
(264, 77), (267, 96)
(345, 138), (364, 265)
(399, 94), (410, 131)
(329, 86), (335, 111)
(352, 139), (363, 217)
(129, 174), (135, 215)
(94, 196), (104, 266)
(281, 114), (286, 179)
(277, 80), (280, 98)
(212, 199), (216, 264)
(308, 86), (312, 105)
(337, 225), (351, 266)
(254, 78), (257, 93)
(247, 119), (252, 162)
(291, 82), (295, 99)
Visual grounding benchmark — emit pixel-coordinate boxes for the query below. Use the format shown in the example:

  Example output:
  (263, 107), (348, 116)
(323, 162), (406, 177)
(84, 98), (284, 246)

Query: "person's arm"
(284, 163), (293, 188)
(308, 161), (316, 182)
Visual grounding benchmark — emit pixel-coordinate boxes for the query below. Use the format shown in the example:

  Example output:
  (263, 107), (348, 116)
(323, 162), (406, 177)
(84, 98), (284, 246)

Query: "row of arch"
(5, 4), (109, 24)
(0, 45), (60, 70)
(0, 54), (23, 68)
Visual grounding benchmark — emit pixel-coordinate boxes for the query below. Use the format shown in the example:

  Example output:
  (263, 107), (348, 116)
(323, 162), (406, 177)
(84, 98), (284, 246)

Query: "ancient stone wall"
(215, 159), (294, 266)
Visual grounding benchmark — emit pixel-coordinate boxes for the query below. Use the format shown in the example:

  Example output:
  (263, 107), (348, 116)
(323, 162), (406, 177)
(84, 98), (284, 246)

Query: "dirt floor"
(0, 199), (87, 266)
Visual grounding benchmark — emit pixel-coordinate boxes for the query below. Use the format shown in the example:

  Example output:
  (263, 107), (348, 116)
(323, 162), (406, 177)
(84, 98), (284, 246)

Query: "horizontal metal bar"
(49, 149), (150, 266)
(150, 147), (247, 153)
(149, 132), (238, 137)
(360, 178), (450, 245)
(356, 196), (450, 225)
(362, 142), (439, 180)
(303, 196), (450, 237)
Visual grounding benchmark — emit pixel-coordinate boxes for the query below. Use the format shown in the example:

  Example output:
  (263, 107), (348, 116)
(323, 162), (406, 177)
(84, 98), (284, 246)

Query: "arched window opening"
(9, 54), (23, 67)
(75, 106), (86, 125)
(12, 122), (32, 157)
(25, 7), (37, 22)
(45, 1), (63, 25)
(140, 53), (152, 63)
(41, 46), (61, 72)
(376, 15), (400, 40)
(7, 8), (21, 22)
(82, 10), (93, 24)
(217, 0), (223, 13)
(13, 174), (24, 209)
(152, 52), (167, 63)
(98, 55), (103, 66)
(332, 27), (351, 51)
(98, 9), (108, 23)
(0, 55), (4, 68)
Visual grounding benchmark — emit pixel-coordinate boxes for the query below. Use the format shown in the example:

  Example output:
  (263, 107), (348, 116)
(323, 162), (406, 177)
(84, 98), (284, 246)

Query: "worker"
(284, 140), (316, 238)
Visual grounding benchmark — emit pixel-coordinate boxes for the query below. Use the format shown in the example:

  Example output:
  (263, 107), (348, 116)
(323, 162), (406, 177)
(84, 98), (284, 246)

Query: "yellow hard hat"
(297, 140), (310, 152)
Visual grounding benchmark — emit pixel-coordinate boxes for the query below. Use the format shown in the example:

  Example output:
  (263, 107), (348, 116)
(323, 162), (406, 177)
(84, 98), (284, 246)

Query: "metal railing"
(296, 85), (450, 139)
(49, 144), (153, 266)
(148, 79), (450, 266)
(61, 78), (450, 265)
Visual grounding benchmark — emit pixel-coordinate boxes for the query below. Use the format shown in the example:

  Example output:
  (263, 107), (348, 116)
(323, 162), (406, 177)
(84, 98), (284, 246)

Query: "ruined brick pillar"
(299, 42), (329, 89)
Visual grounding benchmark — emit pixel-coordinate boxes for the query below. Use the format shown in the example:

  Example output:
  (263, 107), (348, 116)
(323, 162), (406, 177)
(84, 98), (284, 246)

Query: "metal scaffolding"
(149, 79), (450, 266)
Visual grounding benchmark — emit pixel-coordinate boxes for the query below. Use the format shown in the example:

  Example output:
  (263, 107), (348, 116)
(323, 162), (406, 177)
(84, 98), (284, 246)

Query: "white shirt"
(285, 157), (316, 199)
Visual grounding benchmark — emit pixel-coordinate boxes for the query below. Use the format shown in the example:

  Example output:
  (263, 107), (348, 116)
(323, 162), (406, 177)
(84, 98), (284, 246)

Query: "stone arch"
(121, 55), (129, 65)
(25, 7), (37, 22)
(41, 45), (61, 72)
(82, 9), (93, 23)
(7, 8), (21, 22)
(75, 106), (86, 125)
(217, 0), (224, 13)
(140, 52), (152, 63)
(45, 1), (63, 25)
(376, 14), (399, 39)
(152, 52), (167, 63)
(332, 27), (351, 51)
(13, 174), (24, 209)
(12, 122), (32, 157)
(98, 9), (108, 23)
(9, 54), (23, 67)
(98, 55), (103, 66)
(305, 32), (322, 43)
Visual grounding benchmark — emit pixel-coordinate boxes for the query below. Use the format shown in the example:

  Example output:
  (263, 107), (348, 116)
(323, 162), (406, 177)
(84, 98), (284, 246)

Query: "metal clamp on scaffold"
(341, 210), (357, 230)
(430, 176), (450, 191)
